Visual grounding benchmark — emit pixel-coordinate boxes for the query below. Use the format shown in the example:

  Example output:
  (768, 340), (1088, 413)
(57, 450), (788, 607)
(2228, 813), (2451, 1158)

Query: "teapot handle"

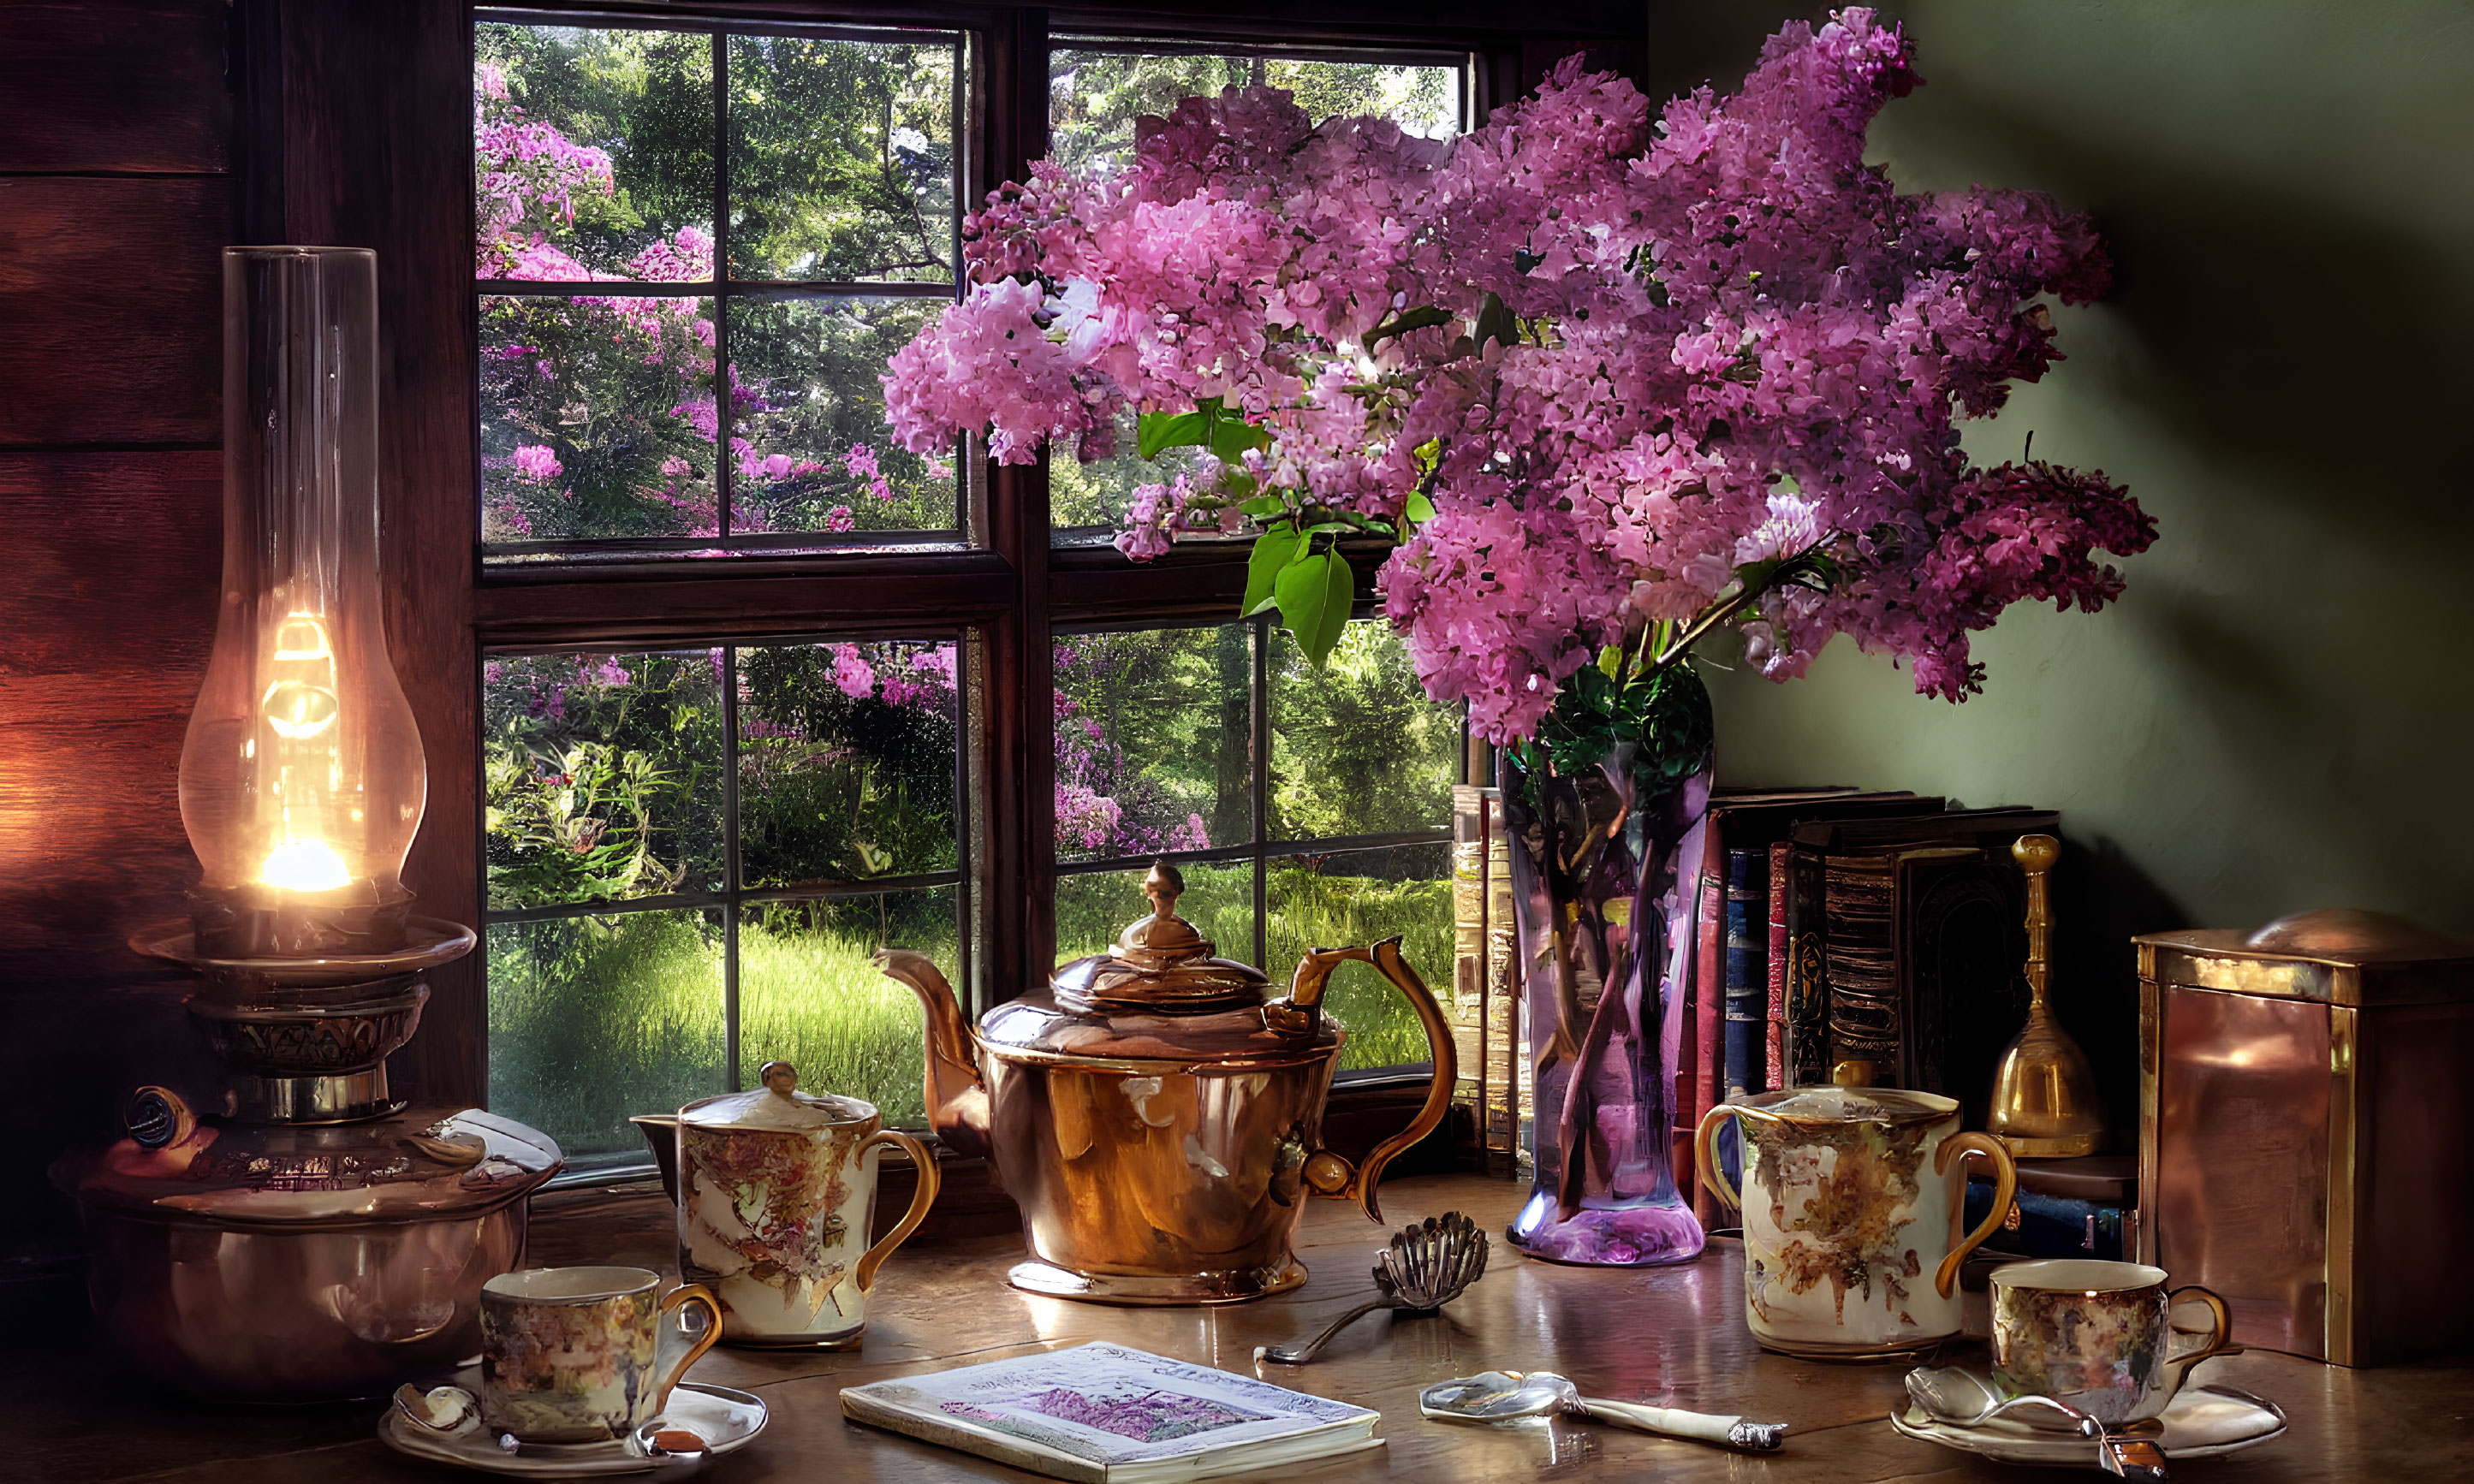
(1283, 937), (1458, 1225)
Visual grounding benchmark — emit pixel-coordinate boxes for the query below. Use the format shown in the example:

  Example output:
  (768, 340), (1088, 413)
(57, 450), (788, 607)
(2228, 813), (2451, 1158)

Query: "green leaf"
(1314, 547), (1355, 662)
(1138, 409), (1210, 459)
(1242, 524), (1305, 618)
(1276, 547), (1353, 668)
(1207, 415), (1270, 466)
(1405, 491), (1437, 524)
(1239, 494), (1286, 519)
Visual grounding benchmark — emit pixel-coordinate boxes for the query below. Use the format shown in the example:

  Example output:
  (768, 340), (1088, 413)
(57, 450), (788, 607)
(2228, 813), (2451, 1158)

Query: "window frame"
(240, 0), (1647, 1143)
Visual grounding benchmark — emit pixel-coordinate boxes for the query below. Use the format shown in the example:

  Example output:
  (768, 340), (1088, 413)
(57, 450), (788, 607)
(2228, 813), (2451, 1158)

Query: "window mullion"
(1252, 614), (1269, 971)
(711, 28), (734, 549)
(723, 643), (742, 1092)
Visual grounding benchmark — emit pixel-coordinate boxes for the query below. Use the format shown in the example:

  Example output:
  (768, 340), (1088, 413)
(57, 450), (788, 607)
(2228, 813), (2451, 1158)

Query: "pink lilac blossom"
(830, 644), (877, 701)
(1054, 784), (1125, 852)
(509, 443), (563, 483)
(883, 9), (2155, 742)
(479, 60), (927, 547)
(474, 71), (616, 279)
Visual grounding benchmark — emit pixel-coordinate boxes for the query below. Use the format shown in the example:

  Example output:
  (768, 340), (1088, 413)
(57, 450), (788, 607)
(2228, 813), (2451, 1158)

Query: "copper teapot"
(876, 864), (1456, 1304)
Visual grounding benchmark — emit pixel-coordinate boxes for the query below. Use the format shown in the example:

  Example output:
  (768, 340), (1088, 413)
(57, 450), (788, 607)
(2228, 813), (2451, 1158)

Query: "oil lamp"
(53, 248), (561, 1403)
(180, 245), (426, 958)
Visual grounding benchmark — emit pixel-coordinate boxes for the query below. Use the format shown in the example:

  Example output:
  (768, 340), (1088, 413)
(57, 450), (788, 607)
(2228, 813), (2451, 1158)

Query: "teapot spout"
(874, 949), (992, 1160)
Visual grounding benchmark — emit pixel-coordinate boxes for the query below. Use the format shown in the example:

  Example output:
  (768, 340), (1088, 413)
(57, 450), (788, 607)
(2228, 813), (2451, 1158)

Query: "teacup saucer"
(378, 1368), (767, 1477)
(1890, 1383), (2286, 1467)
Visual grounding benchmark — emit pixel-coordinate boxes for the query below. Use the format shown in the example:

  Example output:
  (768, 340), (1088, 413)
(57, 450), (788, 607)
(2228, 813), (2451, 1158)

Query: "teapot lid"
(680, 1061), (876, 1132)
(1050, 863), (1270, 1014)
(1733, 1083), (1959, 1128)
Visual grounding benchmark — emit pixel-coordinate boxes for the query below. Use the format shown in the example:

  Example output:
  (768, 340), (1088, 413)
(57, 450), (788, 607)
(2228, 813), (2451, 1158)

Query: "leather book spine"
(1723, 847), (1765, 1100)
(1963, 1179), (2128, 1262)
(1824, 855), (1900, 1079)
(1765, 840), (1791, 1092)
(1783, 842), (1830, 1087)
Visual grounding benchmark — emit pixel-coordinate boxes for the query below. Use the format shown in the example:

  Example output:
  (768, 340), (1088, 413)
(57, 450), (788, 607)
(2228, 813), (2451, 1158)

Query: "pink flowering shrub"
(884, 11), (2155, 743)
(475, 56), (946, 544)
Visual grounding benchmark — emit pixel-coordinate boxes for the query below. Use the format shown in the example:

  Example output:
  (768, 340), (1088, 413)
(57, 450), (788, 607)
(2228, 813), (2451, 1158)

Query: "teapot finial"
(761, 1060), (800, 1098)
(1143, 861), (1184, 921)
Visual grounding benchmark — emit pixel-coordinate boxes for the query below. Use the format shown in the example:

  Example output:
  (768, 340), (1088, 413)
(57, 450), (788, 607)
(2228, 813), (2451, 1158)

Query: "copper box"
(2134, 911), (2474, 1366)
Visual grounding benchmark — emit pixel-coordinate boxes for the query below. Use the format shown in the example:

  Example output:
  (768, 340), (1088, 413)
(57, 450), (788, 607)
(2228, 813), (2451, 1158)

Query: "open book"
(840, 1342), (1384, 1483)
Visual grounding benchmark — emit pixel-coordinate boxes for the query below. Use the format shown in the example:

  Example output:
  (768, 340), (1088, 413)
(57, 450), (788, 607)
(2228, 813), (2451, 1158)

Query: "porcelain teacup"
(478, 1266), (720, 1444)
(1989, 1259), (2233, 1424)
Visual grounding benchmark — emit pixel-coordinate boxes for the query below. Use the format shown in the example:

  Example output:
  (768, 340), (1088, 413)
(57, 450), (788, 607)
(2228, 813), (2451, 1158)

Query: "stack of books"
(1680, 790), (2060, 1226)
(1964, 1155), (2138, 1262)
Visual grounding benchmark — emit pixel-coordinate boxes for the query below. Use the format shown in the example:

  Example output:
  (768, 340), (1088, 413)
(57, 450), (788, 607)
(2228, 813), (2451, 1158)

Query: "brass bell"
(1987, 834), (2105, 1157)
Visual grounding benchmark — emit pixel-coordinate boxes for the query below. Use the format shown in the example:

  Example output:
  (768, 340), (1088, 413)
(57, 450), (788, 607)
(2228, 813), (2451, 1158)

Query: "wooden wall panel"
(0, 0), (231, 173)
(0, 452), (219, 973)
(0, 453), (221, 1270)
(0, 178), (227, 447)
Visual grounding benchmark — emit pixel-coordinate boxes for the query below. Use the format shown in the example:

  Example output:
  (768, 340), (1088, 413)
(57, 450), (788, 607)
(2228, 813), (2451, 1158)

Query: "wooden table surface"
(16, 1172), (2471, 1481)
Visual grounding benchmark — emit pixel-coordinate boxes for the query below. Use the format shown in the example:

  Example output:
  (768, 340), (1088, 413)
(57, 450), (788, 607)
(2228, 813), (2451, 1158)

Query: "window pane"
(1055, 626), (1251, 863)
(1048, 47), (1460, 181)
(1266, 842), (1453, 1070)
(728, 34), (958, 283)
(728, 297), (957, 535)
(484, 650), (726, 911)
(1050, 407), (1210, 532)
(487, 909), (727, 1172)
(1271, 620), (1457, 840)
(1057, 864), (1255, 965)
(477, 24), (716, 282)
(739, 889), (949, 1128)
(737, 639), (959, 889)
(481, 294), (718, 543)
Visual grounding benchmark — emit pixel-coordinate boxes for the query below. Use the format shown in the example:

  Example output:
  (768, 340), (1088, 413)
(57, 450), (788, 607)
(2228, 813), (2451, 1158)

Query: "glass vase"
(1502, 728), (1713, 1266)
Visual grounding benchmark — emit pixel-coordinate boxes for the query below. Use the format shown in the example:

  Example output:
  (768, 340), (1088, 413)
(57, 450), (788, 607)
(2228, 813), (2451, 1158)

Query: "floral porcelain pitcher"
(1696, 1086), (2016, 1359)
(675, 1062), (938, 1347)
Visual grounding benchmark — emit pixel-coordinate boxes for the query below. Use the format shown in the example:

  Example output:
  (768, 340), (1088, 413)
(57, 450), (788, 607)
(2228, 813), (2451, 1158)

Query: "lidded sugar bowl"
(877, 864), (1457, 1303)
(674, 1061), (939, 1347)
(1696, 1084), (2016, 1358)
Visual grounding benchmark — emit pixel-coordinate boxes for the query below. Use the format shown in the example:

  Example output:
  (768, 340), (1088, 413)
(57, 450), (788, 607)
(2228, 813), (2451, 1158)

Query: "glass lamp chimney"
(180, 247), (425, 956)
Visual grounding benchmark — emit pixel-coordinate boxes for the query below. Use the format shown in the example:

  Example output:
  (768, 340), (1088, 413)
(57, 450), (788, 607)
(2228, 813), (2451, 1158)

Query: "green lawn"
(489, 865), (1454, 1166)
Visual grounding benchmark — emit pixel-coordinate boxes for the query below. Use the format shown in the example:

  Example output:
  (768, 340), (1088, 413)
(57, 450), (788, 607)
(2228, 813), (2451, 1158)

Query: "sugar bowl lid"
(680, 1061), (875, 1132)
(1733, 1083), (1960, 1128)
(1050, 863), (1270, 1014)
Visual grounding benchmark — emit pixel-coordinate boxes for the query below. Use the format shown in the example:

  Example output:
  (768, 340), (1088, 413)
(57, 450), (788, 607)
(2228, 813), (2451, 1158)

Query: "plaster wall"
(1665, 2), (2474, 941)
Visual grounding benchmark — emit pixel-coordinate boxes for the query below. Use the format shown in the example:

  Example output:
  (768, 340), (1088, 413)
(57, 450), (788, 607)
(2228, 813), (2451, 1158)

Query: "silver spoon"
(1904, 1367), (2166, 1481)
(1420, 1369), (1786, 1451)
(1257, 1212), (1489, 1365)
(1906, 1366), (2098, 1434)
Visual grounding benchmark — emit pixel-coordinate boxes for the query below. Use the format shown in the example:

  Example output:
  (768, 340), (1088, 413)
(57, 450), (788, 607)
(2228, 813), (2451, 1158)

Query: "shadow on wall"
(2051, 835), (2182, 1142)
(1679, 0), (2473, 929)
